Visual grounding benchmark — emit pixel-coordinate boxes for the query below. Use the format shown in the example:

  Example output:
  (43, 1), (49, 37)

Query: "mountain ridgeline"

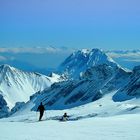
(0, 48), (140, 117)
(58, 48), (119, 79)
(29, 49), (139, 110)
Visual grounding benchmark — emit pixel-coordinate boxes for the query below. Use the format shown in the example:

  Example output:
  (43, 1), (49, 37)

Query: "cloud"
(106, 50), (140, 59)
(0, 47), (76, 54)
(0, 56), (7, 61)
(0, 46), (77, 69)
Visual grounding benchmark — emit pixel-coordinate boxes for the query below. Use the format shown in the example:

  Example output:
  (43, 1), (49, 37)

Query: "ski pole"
(36, 111), (38, 120)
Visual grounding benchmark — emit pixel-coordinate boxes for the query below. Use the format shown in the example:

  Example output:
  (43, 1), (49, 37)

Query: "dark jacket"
(37, 104), (45, 112)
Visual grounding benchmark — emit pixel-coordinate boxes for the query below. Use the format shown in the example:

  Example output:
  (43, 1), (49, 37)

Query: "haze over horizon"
(0, 0), (140, 50)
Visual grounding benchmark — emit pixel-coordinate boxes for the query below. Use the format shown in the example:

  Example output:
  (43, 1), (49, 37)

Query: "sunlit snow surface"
(0, 65), (62, 109)
(0, 92), (140, 140)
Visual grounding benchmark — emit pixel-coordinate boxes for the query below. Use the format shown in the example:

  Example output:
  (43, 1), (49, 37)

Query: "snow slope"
(0, 92), (140, 140)
(10, 91), (140, 119)
(0, 114), (140, 140)
(0, 64), (62, 111)
(113, 65), (140, 101)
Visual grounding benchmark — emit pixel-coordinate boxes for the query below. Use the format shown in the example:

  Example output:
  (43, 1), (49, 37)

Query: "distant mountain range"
(0, 47), (140, 75)
(0, 48), (140, 118)
(24, 49), (139, 111)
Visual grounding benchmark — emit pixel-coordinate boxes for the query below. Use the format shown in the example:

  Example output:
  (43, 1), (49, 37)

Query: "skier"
(37, 102), (45, 121)
(61, 112), (69, 121)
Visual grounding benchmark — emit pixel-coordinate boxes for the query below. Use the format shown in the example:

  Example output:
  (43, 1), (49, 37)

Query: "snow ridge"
(58, 48), (120, 79)
(0, 64), (61, 111)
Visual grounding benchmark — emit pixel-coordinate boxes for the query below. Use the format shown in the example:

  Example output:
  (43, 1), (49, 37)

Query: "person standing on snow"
(37, 102), (45, 121)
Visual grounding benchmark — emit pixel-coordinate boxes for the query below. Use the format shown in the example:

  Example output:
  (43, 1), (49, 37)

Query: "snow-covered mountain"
(29, 63), (130, 110)
(0, 64), (62, 116)
(17, 49), (131, 111)
(58, 48), (121, 79)
(2, 48), (140, 118)
(113, 65), (140, 101)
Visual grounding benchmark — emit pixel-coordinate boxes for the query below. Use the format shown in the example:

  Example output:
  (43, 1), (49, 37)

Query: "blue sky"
(0, 0), (140, 49)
